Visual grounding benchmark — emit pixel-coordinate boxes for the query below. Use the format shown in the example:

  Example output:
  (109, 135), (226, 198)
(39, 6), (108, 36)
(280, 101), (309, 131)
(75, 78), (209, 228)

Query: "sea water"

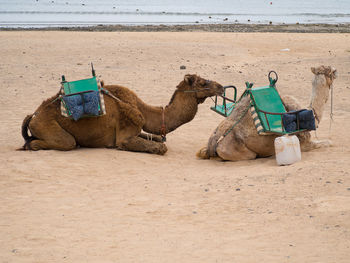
(0, 0), (350, 28)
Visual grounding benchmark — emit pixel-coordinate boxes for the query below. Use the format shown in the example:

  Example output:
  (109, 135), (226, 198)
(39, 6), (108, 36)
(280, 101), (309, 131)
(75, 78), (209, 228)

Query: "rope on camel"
(216, 103), (251, 145)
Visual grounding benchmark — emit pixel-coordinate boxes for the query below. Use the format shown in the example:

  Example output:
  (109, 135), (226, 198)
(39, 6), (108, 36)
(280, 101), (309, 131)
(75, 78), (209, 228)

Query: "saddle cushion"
(62, 90), (100, 121)
(282, 112), (297, 132)
(282, 109), (316, 132)
(298, 109), (316, 130)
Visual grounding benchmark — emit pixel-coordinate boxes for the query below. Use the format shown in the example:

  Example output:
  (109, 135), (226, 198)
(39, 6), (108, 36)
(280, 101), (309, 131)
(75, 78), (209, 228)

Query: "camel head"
(178, 74), (224, 104)
(309, 65), (337, 126)
(311, 65), (337, 87)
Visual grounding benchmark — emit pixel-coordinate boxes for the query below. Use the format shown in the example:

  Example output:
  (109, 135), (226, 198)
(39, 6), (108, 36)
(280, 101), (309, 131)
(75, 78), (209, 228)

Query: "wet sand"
(2, 23), (350, 33)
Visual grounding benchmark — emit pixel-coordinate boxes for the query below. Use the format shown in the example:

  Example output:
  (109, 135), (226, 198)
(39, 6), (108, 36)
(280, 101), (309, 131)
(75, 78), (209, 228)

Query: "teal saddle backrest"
(62, 76), (99, 94)
(61, 76), (104, 120)
(249, 84), (287, 133)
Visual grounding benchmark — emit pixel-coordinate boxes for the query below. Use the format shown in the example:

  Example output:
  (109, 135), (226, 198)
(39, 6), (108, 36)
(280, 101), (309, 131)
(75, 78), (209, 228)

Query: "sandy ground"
(0, 31), (349, 262)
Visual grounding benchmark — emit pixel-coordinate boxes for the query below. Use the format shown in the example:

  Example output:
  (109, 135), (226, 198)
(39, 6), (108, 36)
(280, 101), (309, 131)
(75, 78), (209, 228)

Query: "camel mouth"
(216, 85), (224, 95)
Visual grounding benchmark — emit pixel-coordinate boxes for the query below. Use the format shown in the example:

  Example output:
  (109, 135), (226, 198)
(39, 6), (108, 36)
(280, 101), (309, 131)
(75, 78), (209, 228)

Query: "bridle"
(182, 79), (213, 93)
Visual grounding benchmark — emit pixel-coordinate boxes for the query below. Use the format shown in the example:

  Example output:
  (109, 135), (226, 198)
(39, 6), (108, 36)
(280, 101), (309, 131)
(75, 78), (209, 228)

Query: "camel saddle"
(60, 66), (106, 121)
(211, 71), (316, 135)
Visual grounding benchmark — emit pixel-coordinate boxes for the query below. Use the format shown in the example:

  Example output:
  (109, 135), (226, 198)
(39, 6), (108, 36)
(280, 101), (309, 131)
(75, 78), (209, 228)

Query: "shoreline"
(1, 23), (349, 33)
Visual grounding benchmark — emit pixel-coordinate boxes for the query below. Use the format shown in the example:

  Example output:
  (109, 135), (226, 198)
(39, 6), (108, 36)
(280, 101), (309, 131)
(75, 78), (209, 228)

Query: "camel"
(20, 74), (223, 155)
(197, 65), (337, 161)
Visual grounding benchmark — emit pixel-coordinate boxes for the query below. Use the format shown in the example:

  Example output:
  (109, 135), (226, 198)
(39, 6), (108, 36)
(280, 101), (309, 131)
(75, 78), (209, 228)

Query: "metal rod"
(91, 62), (96, 77)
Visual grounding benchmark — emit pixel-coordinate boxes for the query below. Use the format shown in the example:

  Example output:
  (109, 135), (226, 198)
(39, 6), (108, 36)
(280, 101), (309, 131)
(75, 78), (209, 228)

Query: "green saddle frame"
(210, 85), (237, 117)
(212, 71), (307, 135)
(60, 65), (106, 118)
(62, 76), (99, 95)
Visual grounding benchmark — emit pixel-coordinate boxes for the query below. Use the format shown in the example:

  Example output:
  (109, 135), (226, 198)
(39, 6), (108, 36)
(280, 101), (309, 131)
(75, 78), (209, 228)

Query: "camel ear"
(331, 67), (338, 79)
(324, 66), (332, 77)
(184, 74), (196, 86)
(311, 66), (328, 75)
(311, 67), (317, 75)
(324, 66), (337, 79)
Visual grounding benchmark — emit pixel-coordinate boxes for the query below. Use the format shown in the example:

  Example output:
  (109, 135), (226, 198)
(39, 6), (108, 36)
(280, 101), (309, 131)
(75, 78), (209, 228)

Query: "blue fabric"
(63, 94), (84, 121)
(83, 91), (100, 116)
(282, 111), (297, 132)
(282, 109), (316, 132)
(63, 90), (100, 121)
(298, 109), (316, 130)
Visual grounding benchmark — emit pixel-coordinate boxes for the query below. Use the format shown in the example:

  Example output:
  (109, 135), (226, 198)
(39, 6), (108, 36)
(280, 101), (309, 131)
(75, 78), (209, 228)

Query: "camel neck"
(308, 75), (331, 126)
(137, 90), (199, 135)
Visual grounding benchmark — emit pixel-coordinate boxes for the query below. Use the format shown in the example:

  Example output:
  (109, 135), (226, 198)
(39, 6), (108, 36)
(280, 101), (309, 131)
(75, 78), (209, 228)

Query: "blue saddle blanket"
(62, 90), (100, 121)
(282, 109), (316, 132)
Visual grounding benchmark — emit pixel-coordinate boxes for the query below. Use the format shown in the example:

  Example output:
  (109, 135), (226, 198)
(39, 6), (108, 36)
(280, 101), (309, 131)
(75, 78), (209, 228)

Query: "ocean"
(1, 0), (350, 28)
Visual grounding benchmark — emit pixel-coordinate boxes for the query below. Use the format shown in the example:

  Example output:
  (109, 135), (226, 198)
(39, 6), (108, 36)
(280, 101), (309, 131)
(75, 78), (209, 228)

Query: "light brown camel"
(21, 74), (223, 155)
(197, 66), (337, 161)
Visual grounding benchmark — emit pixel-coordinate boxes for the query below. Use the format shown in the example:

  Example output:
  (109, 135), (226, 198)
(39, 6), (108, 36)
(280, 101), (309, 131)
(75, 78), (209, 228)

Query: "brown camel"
(197, 66), (337, 161)
(21, 74), (223, 155)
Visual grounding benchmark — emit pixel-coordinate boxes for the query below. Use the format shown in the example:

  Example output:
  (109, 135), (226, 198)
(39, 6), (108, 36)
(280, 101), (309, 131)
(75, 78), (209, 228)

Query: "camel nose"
(217, 84), (224, 94)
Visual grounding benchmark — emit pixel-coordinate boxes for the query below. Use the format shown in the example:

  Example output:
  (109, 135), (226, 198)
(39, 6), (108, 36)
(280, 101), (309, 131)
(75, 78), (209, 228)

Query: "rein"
(160, 106), (167, 142)
(329, 83), (334, 136)
(217, 103), (250, 144)
(183, 88), (211, 93)
(209, 103), (250, 157)
(101, 88), (121, 102)
(32, 95), (61, 118)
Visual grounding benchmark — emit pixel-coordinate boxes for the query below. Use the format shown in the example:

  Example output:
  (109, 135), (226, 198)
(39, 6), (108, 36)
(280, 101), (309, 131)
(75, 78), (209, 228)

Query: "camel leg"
(215, 133), (257, 161)
(301, 139), (332, 152)
(28, 119), (76, 151)
(196, 146), (224, 161)
(196, 146), (210, 159)
(197, 139), (257, 161)
(216, 142), (257, 161)
(138, 132), (164, 142)
(197, 146), (225, 161)
(119, 136), (167, 155)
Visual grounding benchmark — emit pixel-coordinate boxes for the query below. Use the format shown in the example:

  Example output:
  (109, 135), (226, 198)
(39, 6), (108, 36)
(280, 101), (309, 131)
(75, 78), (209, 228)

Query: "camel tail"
(18, 114), (36, 150)
(196, 130), (222, 159)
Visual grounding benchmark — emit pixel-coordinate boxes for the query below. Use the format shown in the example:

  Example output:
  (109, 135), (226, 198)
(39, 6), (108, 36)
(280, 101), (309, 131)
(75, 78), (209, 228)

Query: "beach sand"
(0, 31), (349, 262)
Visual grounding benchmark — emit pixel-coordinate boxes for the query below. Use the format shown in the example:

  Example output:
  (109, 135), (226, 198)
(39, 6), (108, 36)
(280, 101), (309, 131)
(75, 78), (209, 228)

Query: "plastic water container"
(274, 135), (301, 165)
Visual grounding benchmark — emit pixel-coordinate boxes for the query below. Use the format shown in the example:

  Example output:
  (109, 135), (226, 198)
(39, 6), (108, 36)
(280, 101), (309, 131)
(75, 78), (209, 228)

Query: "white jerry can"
(274, 135), (301, 166)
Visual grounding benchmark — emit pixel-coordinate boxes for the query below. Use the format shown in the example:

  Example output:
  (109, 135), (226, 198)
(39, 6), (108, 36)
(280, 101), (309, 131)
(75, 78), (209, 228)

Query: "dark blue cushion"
(282, 109), (316, 132)
(298, 109), (314, 121)
(63, 94), (84, 121)
(63, 90), (100, 121)
(83, 90), (100, 116)
(282, 111), (297, 132)
(298, 110), (316, 130)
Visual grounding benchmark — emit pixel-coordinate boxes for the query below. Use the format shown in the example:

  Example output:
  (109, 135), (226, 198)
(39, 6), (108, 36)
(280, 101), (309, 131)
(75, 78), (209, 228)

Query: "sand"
(0, 31), (349, 262)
